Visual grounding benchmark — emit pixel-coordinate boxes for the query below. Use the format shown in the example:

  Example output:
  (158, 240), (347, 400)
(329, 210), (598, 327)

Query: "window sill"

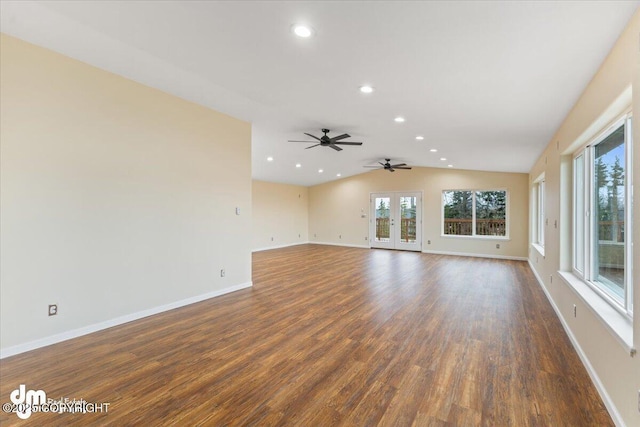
(531, 243), (545, 257)
(440, 234), (510, 241)
(558, 271), (634, 355)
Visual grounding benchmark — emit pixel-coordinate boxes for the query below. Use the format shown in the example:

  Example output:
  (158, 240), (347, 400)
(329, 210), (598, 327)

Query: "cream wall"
(0, 35), (252, 354)
(527, 11), (639, 427)
(309, 167), (529, 259)
(252, 180), (308, 251)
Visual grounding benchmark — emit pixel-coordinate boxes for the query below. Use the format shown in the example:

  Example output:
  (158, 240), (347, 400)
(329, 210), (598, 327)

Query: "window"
(443, 190), (472, 236)
(443, 190), (507, 237)
(537, 180), (545, 247)
(532, 174), (545, 250)
(573, 114), (633, 316)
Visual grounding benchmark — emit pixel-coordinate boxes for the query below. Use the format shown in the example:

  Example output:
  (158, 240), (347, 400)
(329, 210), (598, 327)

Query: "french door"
(370, 192), (422, 251)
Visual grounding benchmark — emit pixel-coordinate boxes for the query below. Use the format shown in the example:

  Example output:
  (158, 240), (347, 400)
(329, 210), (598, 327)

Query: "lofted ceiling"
(1, 1), (638, 186)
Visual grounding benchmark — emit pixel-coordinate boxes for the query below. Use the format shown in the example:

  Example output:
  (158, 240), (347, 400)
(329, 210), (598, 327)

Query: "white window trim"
(570, 112), (633, 319)
(572, 153), (585, 276)
(532, 173), (545, 256)
(441, 189), (509, 239)
(538, 180), (545, 248)
(623, 115), (633, 312)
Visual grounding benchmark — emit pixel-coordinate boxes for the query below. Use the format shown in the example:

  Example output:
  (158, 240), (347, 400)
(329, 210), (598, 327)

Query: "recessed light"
(318, 169), (323, 173)
(267, 156), (274, 162)
(448, 164), (453, 168)
(295, 163), (301, 168)
(336, 173), (341, 177)
(360, 85), (374, 94)
(394, 117), (405, 123)
(430, 149), (438, 153)
(440, 157), (447, 161)
(292, 25), (313, 38)
(415, 136), (424, 140)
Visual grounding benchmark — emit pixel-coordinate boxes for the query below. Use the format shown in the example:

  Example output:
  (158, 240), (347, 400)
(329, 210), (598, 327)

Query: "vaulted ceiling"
(1, 1), (638, 186)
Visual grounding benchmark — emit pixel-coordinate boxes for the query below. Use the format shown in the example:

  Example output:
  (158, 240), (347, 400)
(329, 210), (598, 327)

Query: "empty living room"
(1, 1), (639, 426)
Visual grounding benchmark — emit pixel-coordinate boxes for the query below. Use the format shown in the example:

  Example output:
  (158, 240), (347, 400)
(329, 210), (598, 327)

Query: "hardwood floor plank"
(0, 245), (613, 426)
(377, 364), (433, 427)
(340, 380), (397, 427)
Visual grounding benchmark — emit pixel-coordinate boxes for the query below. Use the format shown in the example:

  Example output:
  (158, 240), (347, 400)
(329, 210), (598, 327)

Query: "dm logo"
(10, 384), (46, 419)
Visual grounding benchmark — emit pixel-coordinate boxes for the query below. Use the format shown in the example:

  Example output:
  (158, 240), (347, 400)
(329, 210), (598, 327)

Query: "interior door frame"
(370, 191), (422, 251)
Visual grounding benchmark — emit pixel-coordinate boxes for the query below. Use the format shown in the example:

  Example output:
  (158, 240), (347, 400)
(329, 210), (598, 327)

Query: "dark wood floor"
(0, 244), (612, 426)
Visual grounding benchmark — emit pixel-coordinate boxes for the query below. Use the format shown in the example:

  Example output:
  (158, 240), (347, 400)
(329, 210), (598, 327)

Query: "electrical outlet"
(573, 304), (577, 318)
(364, 237), (367, 241)
(339, 235), (342, 239)
(48, 304), (57, 316)
(271, 237), (274, 241)
(496, 243), (500, 249)
(220, 269), (225, 278)
(427, 240), (431, 244)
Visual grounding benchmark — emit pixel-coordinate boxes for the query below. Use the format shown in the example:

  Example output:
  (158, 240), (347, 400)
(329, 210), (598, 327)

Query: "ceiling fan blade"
(391, 163), (407, 167)
(304, 133), (322, 141)
(395, 166), (412, 169)
(329, 133), (350, 142)
(389, 168), (396, 172)
(334, 141), (362, 146)
(329, 144), (343, 151)
(305, 144), (321, 149)
(288, 140), (316, 143)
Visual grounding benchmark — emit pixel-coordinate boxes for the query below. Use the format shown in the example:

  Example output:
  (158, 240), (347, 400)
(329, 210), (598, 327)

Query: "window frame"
(441, 189), (509, 239)
(571, 113), (633, 318)
(531, 173), (545, 252)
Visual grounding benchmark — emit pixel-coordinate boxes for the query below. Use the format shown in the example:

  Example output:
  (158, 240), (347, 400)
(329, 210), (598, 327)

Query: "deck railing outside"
(443, 218), (506, 236)
(375, 218), (416, 242)
(376, 219), (624, 242)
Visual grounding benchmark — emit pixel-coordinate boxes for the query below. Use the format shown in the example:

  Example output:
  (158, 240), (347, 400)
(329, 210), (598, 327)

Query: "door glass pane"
(374, 197), (391, 242)
(574, 154), (584, 274)
(593, 124), (625, 301)
(399, 196), (417, 243)
(443, 191), (472, 235)
(475, 191), (506, 236)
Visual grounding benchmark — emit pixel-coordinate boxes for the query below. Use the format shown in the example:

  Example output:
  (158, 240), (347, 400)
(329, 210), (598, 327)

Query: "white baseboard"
(422, 249), (527, 261)
(252, 242), (310, 252)
(311, 241), (370, 249)
(0, 281), (253, 359)
(527, 261), (623, 427)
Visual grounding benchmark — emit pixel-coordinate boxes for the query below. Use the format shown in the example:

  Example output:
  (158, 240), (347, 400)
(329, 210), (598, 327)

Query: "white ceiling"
(1, 1), (638, 186)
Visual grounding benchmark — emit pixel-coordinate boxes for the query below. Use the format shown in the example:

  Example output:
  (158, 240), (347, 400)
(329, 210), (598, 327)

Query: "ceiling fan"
(364, 159), (412, 172)
(288, 128), (363, 151)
